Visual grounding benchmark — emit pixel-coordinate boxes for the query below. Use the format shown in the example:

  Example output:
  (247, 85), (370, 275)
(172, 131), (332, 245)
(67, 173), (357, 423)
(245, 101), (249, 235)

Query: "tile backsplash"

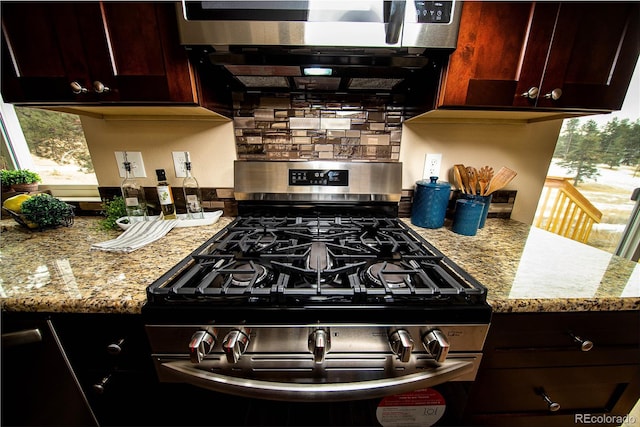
(232, 92), (404, 161)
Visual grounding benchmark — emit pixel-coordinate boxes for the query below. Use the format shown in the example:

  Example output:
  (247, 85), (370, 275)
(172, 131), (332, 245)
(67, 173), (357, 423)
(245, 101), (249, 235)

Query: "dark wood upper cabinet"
(438, 2), (640, 112)
(1, 2), (198, 105)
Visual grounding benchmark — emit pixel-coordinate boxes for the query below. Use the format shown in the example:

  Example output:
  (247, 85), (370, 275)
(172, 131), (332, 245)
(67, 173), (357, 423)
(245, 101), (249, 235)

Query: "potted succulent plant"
(0, 169), (41, 193)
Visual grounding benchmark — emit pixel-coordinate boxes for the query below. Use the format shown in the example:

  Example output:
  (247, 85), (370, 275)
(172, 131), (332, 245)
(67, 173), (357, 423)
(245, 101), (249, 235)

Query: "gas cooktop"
(146, 216), (488, 309)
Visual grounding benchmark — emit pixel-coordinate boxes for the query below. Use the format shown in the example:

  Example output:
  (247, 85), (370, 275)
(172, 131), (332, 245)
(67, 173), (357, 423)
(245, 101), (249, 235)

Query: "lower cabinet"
(2, 311), (161, 426)
(50, 313), (158, 426)
(1, 314), (98, 426)
(464, 311), (640, 426)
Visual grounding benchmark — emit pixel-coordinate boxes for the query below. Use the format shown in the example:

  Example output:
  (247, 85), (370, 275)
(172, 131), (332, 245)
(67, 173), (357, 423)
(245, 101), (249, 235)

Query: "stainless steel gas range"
(143, 161), (491, 424)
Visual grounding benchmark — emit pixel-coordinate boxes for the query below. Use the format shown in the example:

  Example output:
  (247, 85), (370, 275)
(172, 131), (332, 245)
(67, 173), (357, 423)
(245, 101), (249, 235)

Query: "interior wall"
(80, 114), (563, 225)
(80, 117), (236, 188)
(400, 119), (564, 224)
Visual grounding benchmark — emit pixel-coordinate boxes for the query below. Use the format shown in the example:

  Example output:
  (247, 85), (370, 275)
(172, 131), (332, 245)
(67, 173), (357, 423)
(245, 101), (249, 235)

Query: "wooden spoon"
(454, 164), (470, 194)
(478, 166), (494, 196)
(484, 166), (517, 195)
(453, 165), (465, 193)
(466, 166), (478, 195)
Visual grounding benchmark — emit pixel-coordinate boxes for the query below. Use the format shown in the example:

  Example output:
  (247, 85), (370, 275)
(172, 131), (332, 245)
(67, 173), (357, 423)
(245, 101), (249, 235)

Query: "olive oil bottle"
(182, 153), (204, 219)
(155, 169), (177, 220)
(121, 160), (147, 222)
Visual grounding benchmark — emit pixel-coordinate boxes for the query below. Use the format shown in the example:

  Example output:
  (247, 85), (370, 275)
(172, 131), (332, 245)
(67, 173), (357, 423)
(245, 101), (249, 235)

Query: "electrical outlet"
(423, 153), (442, 180)
(115, 151), (146, 178)
(172, 151), (190, 178)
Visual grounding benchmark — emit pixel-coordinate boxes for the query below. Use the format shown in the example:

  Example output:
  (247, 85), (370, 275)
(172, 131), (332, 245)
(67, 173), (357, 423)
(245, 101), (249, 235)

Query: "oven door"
(148, 375), (476, 426)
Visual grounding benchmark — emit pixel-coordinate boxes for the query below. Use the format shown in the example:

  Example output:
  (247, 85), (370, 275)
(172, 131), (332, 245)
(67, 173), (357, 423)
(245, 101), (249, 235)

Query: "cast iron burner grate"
(146, 216), (487, 307)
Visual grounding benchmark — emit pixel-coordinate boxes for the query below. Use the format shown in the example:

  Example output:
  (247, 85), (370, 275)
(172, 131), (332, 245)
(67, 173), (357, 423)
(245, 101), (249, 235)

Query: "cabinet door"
(536, 2), (640, 110)
(98, 2), (197, 103)
(1, 2), (100, 102)
(438, 2), (538, 107)
(52, 313), (159, 426)
(467, 364), (640, 415)
(1, 2), (197, 105)
(1, 316), (98, 426)
(439, 2), (640, 112)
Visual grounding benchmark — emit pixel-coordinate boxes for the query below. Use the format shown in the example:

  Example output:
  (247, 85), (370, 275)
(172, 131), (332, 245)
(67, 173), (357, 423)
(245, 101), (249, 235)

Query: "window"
(536, 58), (640, 259)
(1, 96), (99, 200)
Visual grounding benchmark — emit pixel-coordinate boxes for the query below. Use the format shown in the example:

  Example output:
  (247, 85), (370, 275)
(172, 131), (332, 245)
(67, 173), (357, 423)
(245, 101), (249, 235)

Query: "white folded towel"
(91, 219), (179, 253)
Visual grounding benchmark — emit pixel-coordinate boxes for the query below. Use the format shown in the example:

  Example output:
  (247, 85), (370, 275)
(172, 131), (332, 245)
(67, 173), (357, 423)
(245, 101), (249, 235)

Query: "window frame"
(1, 94), (100, 201)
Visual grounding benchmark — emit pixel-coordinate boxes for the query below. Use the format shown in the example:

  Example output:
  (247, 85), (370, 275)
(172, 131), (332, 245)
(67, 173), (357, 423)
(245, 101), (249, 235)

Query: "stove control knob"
(389, 330), (414, 363)
(422, 329), (450, 363)
(222, 329), (250, 363)
(308, 329), (330, 364)
(189, 330), (216, 364)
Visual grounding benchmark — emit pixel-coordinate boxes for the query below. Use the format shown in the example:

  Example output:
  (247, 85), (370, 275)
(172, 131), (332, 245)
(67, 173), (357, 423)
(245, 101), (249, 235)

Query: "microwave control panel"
(414, 1), (453, 23)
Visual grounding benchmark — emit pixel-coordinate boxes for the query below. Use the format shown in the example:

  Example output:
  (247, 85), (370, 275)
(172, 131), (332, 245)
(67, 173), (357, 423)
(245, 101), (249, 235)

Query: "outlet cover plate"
(172, 151), (190, 178)
(115, 151), (146, 178)
(423, 153), (442, 180)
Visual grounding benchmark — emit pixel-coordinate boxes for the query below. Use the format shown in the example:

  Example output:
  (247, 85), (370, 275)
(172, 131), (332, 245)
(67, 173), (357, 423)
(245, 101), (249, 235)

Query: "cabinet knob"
(107, 338), (125, 355)
(92, 375), (111, 395)
(568, 331), (593, 351)
(520, 87), (539, 99)
(544, 88), (562, 100)
(93, 81), (111, 94)
(537, 388), (561, 412)
(70, 81), (88, 94)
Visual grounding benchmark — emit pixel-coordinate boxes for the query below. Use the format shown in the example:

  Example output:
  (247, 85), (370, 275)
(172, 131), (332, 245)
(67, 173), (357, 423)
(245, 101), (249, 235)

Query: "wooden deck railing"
(534, 177), (603, 243)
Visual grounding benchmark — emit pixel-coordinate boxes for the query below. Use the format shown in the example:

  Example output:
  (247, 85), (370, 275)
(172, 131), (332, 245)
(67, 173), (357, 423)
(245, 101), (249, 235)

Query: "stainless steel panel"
(154, 353), (481, 382)
(177, 1), (462, 49)
(233, 160), (402, 201)
(402, 1), (463, 48)
(146, 324), (489, 354)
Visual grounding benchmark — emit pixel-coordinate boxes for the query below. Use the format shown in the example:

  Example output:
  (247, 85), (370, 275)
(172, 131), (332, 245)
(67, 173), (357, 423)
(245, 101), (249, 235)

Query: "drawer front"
(52, 313), (150, 371)
(483, 311), (640, 368)
(467, 365), (640, 414)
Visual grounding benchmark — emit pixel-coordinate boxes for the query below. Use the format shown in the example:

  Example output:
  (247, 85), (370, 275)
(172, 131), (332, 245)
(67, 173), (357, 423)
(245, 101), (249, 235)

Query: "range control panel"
(289, 169), (349, 186)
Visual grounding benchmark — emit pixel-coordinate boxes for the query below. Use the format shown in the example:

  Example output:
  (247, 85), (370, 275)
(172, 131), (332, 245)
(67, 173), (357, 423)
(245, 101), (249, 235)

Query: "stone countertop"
(0, 216), (234, 314)
(405, 218), (639, 313)
(0, 216), (638, 315)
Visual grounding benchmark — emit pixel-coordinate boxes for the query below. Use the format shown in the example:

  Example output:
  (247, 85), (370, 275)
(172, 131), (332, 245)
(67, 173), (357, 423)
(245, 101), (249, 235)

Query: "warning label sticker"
(376, 388), (446, 427)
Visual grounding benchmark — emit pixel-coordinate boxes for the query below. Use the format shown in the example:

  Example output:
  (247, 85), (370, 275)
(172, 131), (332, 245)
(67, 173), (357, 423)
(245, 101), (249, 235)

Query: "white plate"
(115, 210), (223, 230)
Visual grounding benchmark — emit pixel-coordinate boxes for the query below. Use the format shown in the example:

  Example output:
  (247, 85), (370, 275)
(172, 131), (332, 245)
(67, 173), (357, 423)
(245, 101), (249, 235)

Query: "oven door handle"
(159, 359), (474, 402)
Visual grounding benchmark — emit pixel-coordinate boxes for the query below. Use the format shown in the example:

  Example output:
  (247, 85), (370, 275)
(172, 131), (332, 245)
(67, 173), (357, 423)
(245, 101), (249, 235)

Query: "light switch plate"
(115, 151), (146, 178)
(423, 153), (442, 180)
(172, 151), (190, 178)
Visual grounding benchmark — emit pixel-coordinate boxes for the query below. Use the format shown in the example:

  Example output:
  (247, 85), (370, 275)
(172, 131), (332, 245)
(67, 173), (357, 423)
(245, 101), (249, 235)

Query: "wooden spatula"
(484, 166), (517, 195)
(478, 166), (494, 196)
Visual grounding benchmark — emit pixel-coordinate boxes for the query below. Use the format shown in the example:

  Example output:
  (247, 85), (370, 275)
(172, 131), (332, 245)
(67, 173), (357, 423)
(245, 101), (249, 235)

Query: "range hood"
(177, 1), (462, 97)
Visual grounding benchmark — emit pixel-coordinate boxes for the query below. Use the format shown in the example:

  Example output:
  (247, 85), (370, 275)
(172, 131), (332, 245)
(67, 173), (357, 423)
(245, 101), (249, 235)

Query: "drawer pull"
(537, 388), (561, 412)
(568, 331), (594, 351)
(520, 87), (539, 100)
(92, 374), (111, 395)
(107, 338), (125, 355)
(1, 328), (42, 347)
